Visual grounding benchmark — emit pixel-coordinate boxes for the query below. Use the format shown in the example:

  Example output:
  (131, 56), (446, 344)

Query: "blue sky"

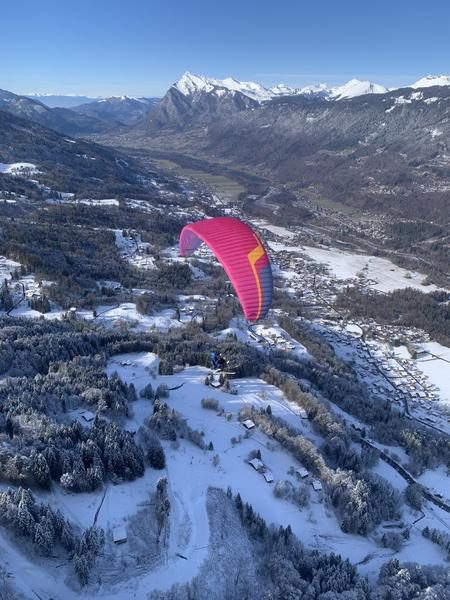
(2, 0), (450, 96)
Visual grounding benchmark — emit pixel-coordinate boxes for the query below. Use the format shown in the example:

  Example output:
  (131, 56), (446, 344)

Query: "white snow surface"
(300, 245), (445, 293)
(418, 465), (450, 500)
(1, 350), (449, 599)
(416, 342), (450, 407)
(0, 162), (40, 175)
(174, 72), (388, 103)
(331, 79), (388, 99)
(174, 72), (272, 102)
(411, 74), (450, 89)
(174, 72), (450, 103)
(91, 303), (186, 332)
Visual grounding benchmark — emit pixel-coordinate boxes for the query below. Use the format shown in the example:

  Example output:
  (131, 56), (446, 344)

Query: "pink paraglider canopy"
(179, 217), (272, 321)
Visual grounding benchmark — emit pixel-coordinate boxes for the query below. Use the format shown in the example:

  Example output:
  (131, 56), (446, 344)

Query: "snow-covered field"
(301, 245), (443, 293)
(107, 356), (372, 577)
(0, 162), (40, 176)
(418, 465), (450, 499)
(1, 343), (449, 599)
(104, 354), (450, 586)
(417, 342), (450, 408)
(254, 220), (295, 240)
(0, 255), (21, 280)
(92, 304), (186, 332)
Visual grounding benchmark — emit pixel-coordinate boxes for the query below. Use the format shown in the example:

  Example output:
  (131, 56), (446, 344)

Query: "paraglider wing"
(179, 217), (272, 321)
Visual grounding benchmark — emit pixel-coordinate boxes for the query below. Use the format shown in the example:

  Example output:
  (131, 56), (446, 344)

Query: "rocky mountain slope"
(123, 73), (450, 222)
(0, 110), (152, 195)
(0, 89), (114, 135)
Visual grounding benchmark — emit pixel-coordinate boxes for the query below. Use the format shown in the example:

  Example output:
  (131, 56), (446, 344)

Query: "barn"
(248, 458), (264, 471)
(112, 526), (127, 544)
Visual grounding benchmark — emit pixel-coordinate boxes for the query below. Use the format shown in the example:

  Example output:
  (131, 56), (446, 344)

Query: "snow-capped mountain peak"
(98, 95), (148, 103)
(269, 83), (298, 96)
(220, 77), (272, 101)
(299, 83), (333, 98)
(411, 74), (450, 89)
(174, 72), (217, 96)
(173, 73), (389, 104)
(331, 79), (388, 99)
(174, 72), (272, 102)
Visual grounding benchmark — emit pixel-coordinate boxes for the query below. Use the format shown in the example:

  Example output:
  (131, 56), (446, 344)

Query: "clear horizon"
(2, 0), (450, 97)
(5, 71), (447, 99)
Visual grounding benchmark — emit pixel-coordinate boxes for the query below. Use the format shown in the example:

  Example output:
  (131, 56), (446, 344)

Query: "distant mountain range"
(25, 94), (100, 108)
(3, 71), (450, 222)
(170, 71), (450, 103)
(130, 72), (450, 223)
(22, 72), (450, 111)
(0, 89), (120, 135)
(172, 72), (390, 102)
(71, 96), (160, 125)
(0, 89), (161, 133)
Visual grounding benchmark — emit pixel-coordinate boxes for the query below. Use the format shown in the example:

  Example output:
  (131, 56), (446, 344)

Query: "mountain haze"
(0, 89), (115, 135)
(72, 96), (160, 125)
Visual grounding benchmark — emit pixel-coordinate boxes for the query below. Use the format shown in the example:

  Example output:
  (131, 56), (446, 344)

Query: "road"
(361, 439), (450, 514)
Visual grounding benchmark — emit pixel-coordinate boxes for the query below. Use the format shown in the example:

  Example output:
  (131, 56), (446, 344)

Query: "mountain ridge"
(0, 88), (117, 135)
(127, 77), (450, 224)
(171, 71), (450, 103)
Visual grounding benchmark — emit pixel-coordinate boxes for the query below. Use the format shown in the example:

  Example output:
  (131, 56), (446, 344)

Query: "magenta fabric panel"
(179, 217), (272, 321)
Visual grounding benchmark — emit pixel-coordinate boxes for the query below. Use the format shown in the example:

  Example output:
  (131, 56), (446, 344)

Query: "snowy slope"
(331, 79), (388, 99)
(174, 72), (272, 102)
(0, 162), (40, 176)
(174, 72), (390, 103)
(411, 75), (450, 89)
(174, 71), (450, 103)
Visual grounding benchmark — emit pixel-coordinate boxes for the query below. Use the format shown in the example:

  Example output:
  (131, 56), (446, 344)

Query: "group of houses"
(243, 419), (323, 492)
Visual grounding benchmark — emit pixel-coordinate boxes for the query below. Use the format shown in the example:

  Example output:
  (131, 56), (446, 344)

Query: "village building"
(79, 410), (95, 423)
(296, 467), (309, 479)
(263, 471), (274, 483)
(248, 458), (264, 471)
(112, 526), (127, 544)
(311, 479), (323, 492)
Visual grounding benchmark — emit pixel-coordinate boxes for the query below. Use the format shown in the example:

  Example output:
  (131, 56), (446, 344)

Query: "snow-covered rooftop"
(311, 480), (323, 491)
(112, 526), (127, 543)
(296, 467), (309, 478)
(248, 458), (264, 471)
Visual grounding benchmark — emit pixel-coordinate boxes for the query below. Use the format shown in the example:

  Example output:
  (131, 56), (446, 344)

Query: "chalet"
(248, 458), (264, 471)
(79, 410), (95, 423)
(311, 479), (323, 492)
(112, 526), (127, 544)
(296, 467), (309, 479)
(263, 471), (274, 483)
(297, 408), (308, 419)
(242, 419), (256, 430)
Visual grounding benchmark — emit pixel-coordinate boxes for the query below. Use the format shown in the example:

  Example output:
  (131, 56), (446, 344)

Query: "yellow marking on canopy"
(247, 233), (265, 320)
